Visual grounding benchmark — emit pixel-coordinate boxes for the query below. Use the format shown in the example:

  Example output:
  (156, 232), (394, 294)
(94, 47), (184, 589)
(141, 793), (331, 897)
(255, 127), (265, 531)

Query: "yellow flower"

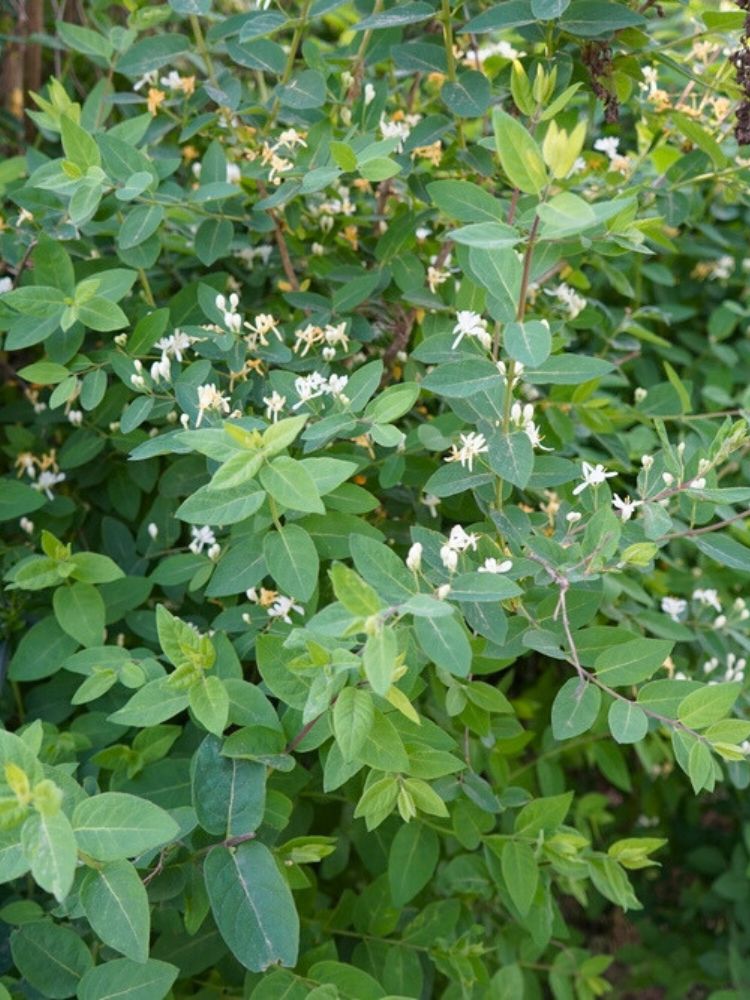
(147, 88), (166, 116)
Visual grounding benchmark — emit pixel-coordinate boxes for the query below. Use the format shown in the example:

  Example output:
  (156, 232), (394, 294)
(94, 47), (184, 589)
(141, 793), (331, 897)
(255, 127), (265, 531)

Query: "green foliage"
(1, 0), (750, 997)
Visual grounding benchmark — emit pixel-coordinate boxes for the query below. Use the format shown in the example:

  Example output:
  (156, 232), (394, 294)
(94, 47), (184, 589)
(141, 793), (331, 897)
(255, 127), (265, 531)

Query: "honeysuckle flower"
(496, 359), (524, 386)
(693, 588), (721, 612)
(445, 432), (489, 472)
(448, 525), (479, 552)
(292, 372), (327, 409)
(379, 114), (412, 152)
(267, 595), (304, 624)
(662, 472), (674, 485)
(641, 454), (654, 470)
(274, 128), (308, 151)
(226, 163), (241, 184)
(189, 525), (216, 555)
(207, 543), (221, 561)
(612, 494), (642, 521)
(147, 88), (166, 116)
(0, 276), (12, 294)
(661, 596), (687, 621)
(156, 331), (194, 361)
(406, 543), (423, 572)
(421, 494), (441, 518)
(510, 401), (552, 451)
(547, 282), (587, 319)
(67, 410), (83, 427)
(566, 511), (582, 524)
(195, 384), (231, 426)
(451, 310), (491, 350)
(714, 614), (727, 629)
(324, 322), (349, 350)
(478, 558), (512, 574)
(634, 387), (648, 403)
(440, 544), (459, 572)
(133, 70), (158, 92)
(364, 83), (376, 105)
(594, 136), (620, 159)
(244, 313), (282, 345)
(150, 356), (171, 383)
(147, 523), (159, 540)
(689, 477), (706, 489)
(436, 583), (451, 599)
(572, 461), (617, 495)
(263, 391), (286, 422)
(32, 470), (65, 500)
(19, 517), (34, 534)
(293, 324), (324, 356)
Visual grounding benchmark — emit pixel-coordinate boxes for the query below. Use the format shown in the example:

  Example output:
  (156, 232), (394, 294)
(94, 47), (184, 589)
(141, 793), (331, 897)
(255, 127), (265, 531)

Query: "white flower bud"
(147, 523), (158, 540)
(406, 542), (422, 572)
(662, 472), (674, 485)
(641, 455), (654, 470)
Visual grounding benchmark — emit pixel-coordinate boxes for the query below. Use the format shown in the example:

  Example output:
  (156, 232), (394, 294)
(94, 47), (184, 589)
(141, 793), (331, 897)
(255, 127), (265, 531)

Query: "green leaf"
(118, 204), (165, 251)
(117, 35), (190, 76)
(450, 221), (520, 249)
(593, 638), (673, 687)
(354, 1), (434, 28)
(560, 0), (645, 36)
(468, 247), (522, 320)
(608, 700), (649, 744)
(487, 431), (534, 488)
(329, 562), (383, 616)
(176, 483), (265, 525)
(427, 179), (506, 223)
(0, 479), (45, 521)
(501, 840), (538, 917)
(504, 320), (552, 367)
(277, 70), (326, 109)
(195, 218), (234, 265)
(80, 860), (150, 962)
(525, 353), (614, 383)
(11, 921), (93, 999)
(77, 959), (179, 1000)
(333, 271), (381, 313)
(332, 688), (374, 762)
(263, 525), (319, 602)
(205, 841), (299, 972)
(189, 675), (230, 735)
(492, 108), (548, 195)
(388, 823), (439, 905)
(677, 683), (742, 730)
(21, 811), (77, 902)
(692, 533), (750, 572)
(551, 678), (601, 739)
(260, 456), (325, 514)
(60, 115), (101, 171)
(363, 627), (398, 696)
(191, 735), (266, 836)
(107, 676), (190, 727)
(414, 613), (471, 677)
(58, 22), (114, 61)
(442, 71), (491, 118)
(72, 792), (179, 861)
(538, 192), (597, 238)
(350, 534), (417, 603)
(687, 740), (713, 793)
(53, 582), (105, 648)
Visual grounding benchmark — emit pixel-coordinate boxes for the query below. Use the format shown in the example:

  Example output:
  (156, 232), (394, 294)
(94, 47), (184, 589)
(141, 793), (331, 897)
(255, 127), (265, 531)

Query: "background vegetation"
(2, 0), (750, 997)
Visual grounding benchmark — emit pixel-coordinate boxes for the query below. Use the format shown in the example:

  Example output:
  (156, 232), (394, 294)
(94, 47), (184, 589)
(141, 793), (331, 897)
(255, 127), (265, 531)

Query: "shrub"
(1, 1), (750, 997)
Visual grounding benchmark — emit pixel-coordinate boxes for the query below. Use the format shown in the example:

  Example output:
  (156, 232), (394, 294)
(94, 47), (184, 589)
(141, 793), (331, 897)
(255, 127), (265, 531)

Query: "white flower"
(421, 494), (440, 518)
(448, 525), (479, 552)
(67, 410), (83, 427)
(326, 374), (349, 400)
(662, 472), (674, 486)
(714, 614), (727, 629)
(594, 136), (620, 159)
(427, 266), (450, 295)
(33, 470), (66, 500)
(572, 461), (617, 496)
(440, 544), (459, 572)
(189, 525), (216, 554)
(147, 523), (159, 540)
(0, 276), (12, 294)
(445, 432), (489, 472)
(693, 588), (721, 612)
(612, 494), (642, 521)
(19, 517), (34, 534)
(325, 322), (350, 350)
(689, 477), (706, 490)
(661, 596), (687, 622)
(196, 384), (231, 426)
(267, 595), (304, 624)
(478, 558), (512, 574)
(156, 331), (194, 362)
(364, 83), (376, 106)
(114, 333), (128, 347)
(406, 543), (423, 572)
(451, 310), (491, 350)
(641, 455), (654, 470)
(226, 163), (241, 184)
(634, 387), (648, 403)
(263, 391), (286, 422)
(244, 313), (282, 346)
(566, 511), (582, 524)
(207, 543), (222, 561)
(510, 401), (551, 451)
(379, 115), (412, 152)
(133, 70), (158, 92)
(150, 356), (171, 383)
(711, 255), (734, 281)
(436, 583), (451, 600)
(292, 372), (327, 409)
(547, 283), (587, 319)
(180, 413), (190, 429)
